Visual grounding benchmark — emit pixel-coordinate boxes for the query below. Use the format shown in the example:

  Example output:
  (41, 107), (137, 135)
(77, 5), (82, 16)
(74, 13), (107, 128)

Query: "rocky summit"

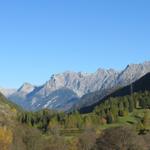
(0, 61), (150, 111)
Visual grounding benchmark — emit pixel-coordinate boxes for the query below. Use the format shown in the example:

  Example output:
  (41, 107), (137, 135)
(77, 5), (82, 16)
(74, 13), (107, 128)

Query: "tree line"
(17, 91), (150, 133)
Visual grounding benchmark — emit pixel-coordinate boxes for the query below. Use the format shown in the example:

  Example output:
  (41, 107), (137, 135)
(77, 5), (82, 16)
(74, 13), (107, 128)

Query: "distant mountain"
(116, 62), (150, 86)
(27, 88), (78, 111)
(79, 72), (150, 113)
(72, 61), (150, 109)
(1, 61), (150, 111)
(8, 83), (36, 109)
(18, 82), (35, 94)
(0, 87), (16, 97)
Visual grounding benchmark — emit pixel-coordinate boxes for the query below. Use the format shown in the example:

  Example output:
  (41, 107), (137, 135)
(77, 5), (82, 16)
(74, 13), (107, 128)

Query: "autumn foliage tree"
(0, 126), (13, 150)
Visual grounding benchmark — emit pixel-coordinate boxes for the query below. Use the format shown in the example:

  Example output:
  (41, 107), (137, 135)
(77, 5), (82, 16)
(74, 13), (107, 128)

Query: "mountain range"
(79, 72), (150, 113)
(0, 61), (150, 111)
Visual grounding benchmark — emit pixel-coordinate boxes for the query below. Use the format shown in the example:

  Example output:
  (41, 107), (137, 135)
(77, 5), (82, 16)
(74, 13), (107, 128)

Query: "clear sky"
(0, 0), (150, 88)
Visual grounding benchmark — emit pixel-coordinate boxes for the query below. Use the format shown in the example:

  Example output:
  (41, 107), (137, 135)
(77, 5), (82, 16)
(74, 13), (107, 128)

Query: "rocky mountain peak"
(96, 68), (105, 73)
(4, 61), (150, 111)
(18, 82), (35, 93)
(0, 88), (16, 97)
(107, 68), (118, 74)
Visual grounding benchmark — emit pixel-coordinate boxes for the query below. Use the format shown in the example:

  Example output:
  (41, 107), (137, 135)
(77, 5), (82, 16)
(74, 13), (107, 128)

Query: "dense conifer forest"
(16, 91), (150, 150)
(18, 91), (150, 132)
(0, 86), (150, 149)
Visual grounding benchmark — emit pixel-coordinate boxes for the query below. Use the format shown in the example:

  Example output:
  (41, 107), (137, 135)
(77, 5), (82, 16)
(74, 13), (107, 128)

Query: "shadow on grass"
(127, 121), (134, 124)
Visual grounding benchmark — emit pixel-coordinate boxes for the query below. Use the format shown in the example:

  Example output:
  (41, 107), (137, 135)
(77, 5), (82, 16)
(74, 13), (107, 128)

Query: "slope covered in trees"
(0, 91), (150, 150)
(17, 90), (150, 149)
(0, 93), (50, 150)
(16, 73), (150, 149)
(79, 72), (150, 113)
(18, 91), (150, 131)
(0, 72), (150, 150)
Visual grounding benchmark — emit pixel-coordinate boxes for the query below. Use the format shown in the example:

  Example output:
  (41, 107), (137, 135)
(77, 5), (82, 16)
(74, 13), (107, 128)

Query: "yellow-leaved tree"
(0, 126), (13, 150)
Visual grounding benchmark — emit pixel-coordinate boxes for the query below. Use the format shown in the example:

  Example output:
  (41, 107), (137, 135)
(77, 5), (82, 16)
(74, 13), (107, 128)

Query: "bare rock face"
(117, 61), (150, 86)
(17, 82), (35, 94)
(1, 61), (150, 111)
(35, 69), (119, 98)
(10, 82), (35, 100)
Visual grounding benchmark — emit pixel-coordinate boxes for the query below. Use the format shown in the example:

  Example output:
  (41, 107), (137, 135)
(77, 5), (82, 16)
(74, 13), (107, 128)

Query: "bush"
(77, 130), (97, 150)
(94, 126), (148, 150)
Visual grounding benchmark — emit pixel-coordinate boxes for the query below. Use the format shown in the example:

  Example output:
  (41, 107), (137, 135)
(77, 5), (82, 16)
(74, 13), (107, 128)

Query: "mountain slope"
(79, 72), (150, 113)
(26, 87), (78, 111)
(0, 92), (20, 128)
(2, 61), (150, 111)
(71, 61), (150, 110)
(7, 69), (119, 110)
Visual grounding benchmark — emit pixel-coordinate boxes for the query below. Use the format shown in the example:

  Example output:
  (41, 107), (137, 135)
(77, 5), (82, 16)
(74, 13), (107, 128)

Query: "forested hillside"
(17, 90), (150, 150)
(79, 72), (150, 113)
(0, 73), (150, 149)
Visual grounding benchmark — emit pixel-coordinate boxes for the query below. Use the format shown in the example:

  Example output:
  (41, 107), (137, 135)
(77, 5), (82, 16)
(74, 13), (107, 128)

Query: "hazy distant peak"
(107, 68), (118, 74)
(96, 68), (117, 76)
(18, 82), (35, 93)
(125, 61), (150, 68)
(77, 72), (90, 77)
(96, 68), (105, 72)
(0, 88), (16, 97)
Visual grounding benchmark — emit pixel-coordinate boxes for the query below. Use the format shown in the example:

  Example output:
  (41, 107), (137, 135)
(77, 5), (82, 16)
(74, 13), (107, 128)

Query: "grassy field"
(60, 109), (150, 137)
(100, 109), (150, 129)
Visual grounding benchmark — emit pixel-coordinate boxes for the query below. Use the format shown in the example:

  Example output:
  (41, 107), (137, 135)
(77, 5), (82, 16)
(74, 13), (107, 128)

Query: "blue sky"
(0, 0), (150, 88)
